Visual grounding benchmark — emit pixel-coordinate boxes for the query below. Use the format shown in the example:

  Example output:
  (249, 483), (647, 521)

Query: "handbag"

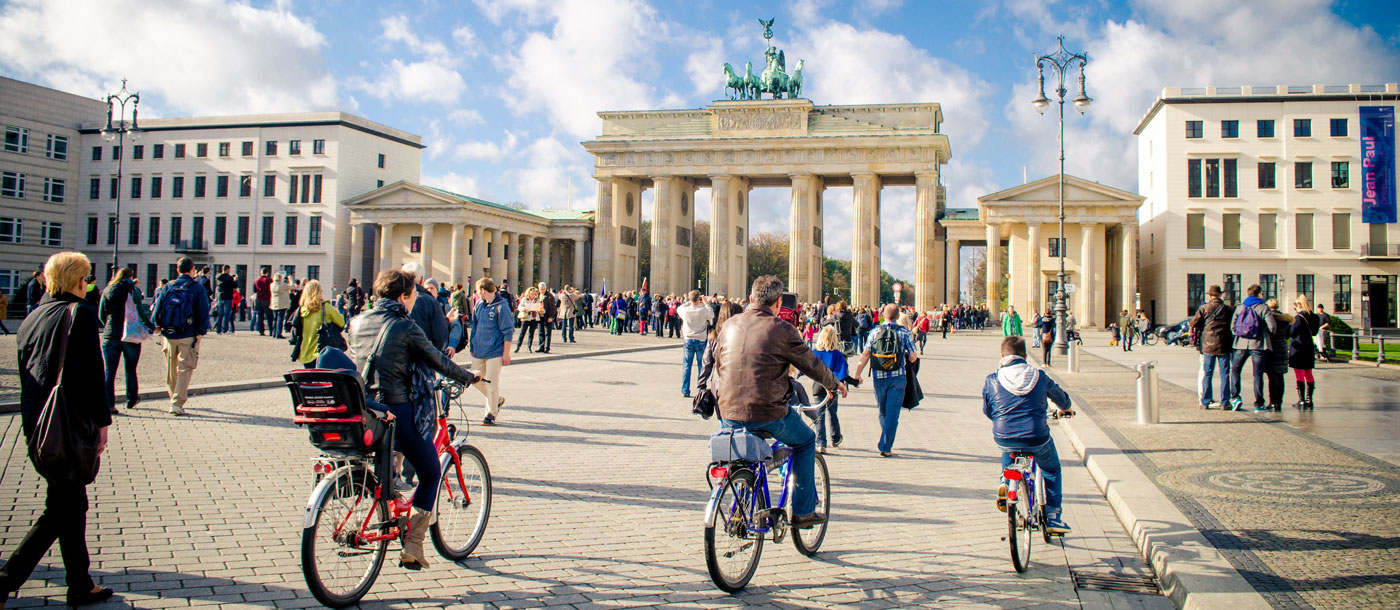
(121, 293), (151, 343)
(691, 388), (716, 419)
(28, 304), (102, 485)
(316, 304), (347, 352)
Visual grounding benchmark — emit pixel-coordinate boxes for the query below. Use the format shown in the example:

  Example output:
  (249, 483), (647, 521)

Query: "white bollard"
(1067, 341), (1080, 373)
(1136, 361), (1159, 425)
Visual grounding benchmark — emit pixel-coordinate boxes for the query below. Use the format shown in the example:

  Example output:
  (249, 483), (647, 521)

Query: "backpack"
(869, 325), (904, 372)
(154, 280), (197, 334)
(1232, 304), (1261, 340)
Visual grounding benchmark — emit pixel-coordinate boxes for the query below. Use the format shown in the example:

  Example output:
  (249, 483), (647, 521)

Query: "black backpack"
(154, 281), (197, 334)
(869, 325), (904, 372)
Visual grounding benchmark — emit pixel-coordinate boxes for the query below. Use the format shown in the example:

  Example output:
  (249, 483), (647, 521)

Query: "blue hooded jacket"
(982, 356), (1071, 441)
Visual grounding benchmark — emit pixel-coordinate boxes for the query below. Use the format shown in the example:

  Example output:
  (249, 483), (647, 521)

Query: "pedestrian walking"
(344, 278), (366, 318)
(1189, 285), (1234, 409)
(810, 326), (852, 453)
(213, 265), (236, 334)
(97, 268), (155, 414)
(1002, 306), (1022, 337)
(288, 280), (346, 365)
(1263, 299), (1292, 411)
(6, 251), (115, 608)
(252, 268), (273, 336)
(515, 287), (541, 353)
(270, 273), (291, 339)
(1030, 309), (1042, 348)
(152, 257), (212, 416)
(853, 304), (919, 457)
(1036, 310), (1055, 365)
(1118, 309), (1134, 351)
(22, 270), (44, 315)
(560, 287), (579, 342)
(538, 283), (557, 353)
(470, 278), (513, 426)
(1228, 284), (1277, 411)
(678, 290), (715, 398)
(1290, 296), (1320, 409)
(0, 291), (10, 334)
(1314, 304), (1331, 357)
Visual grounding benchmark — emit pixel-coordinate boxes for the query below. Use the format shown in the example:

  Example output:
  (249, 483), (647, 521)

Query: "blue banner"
(1361, 106), (1396, 224)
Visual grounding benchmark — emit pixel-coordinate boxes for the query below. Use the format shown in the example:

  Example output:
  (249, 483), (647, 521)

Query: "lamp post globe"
(104, 80), (140, 278)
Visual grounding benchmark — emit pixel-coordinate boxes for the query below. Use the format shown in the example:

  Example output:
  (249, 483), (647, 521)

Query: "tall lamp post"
(101, 80), (140, 279)
(1031, 36), (1091, 356)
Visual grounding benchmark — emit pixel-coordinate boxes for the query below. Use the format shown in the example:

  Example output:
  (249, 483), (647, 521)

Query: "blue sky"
(3, 0), (1398, 281)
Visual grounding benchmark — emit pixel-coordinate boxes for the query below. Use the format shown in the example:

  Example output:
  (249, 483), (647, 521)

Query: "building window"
(152, 143), (163, 159)
(1220, 120), (1238, 138)
(1223, 213), (1241, 250)
(377, 153), (385, 168)
(194, 175), (206, 198)
(1187, 159), (1202, 197)
(312, 174), (322, 203)
(130, 176), (142, 199)
(410, 236), (421, 253)
(241, 141), (253, 156)
(45, 134), (68, 160)
(150, 176), (162, 198)
(132, 145), (143, 160)
(1296, 213), (1314, 249)
(263, 174), (276, 197)
(89, 177), (100, 200)
(1370, 222), (1388, 252)
(266, 141), (277, 155)
(146, 264), (157, 290)
(4, 126), (29, 153)
(218, 142), (230, 157)
(214, 216), (227, 245)
(1187, 274), (1205, 315)
(239, 175), (252, 197)
(307, 265), (320, 280)
(309, 216), (321, 245)
(1258, 162), (1276, 189)
(172, 175), (185, 198)
(148, 216), (160, 245)
(1259, 213), (1277, 250)
(1260, 274), (1279, 301)
(191, 216), (204, 246)
(1047, 237), (1061, 257)
(1334, 275), (1352, 313)
(169, 216), (182, 245)
(235, 265), (249, 295)
(1331, 161), (1349, 188)
(39, 222), (61, 247)
(175, 143), (186, 158)
(1333, 212), (1351, 249)
(91, 146), (102, 161)
(216, 175), (229, 197)
(1185, 120), (1203, 138)
(109, 176), (118, 199)
(112, 145), (121, 160)
(1330, 118), (1347, 137)
(289, 140), (301, 155)
(237, 216), (250, 245)
(261, 215), (274, 245)
(1295, 162), (1312, 189)
(1293, 118), (1311, 137)
(1186, 213), (1205, 249)
(1205, 159), (1220, 197)
(42, 178), (65, 203)
(285, 215), (297, 245)
(106, 216), (115, 245)
(1223, 158), (1237, 197)
(0, 217), (21, 243)
(289, 175), (299, 203)
(196, 142), (208, 157)
(86, 217), (98, 245)
(1297, 274), (1315, 306)
(313, 139), (326, 154)
(1257, 119), (1275, 138)
(1, 171), (26, 199)
(377, 179), (384, 188)
(128, 216), (140, 245)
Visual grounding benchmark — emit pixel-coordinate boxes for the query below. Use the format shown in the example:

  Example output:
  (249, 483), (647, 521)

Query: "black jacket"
(541, 292), (558, 322)
(98, 279), (154, 342)
(1289, 312), (1319, 370)
(25, 277), (43, 307)
(346, 301), (476, 406)
(409, 285), (449, 350)
(17, 294), (112, 439)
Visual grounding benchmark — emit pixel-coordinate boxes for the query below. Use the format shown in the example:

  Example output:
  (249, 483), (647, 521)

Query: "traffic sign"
(1064, 283), (1077, 294)
(893, 283), (902, 291)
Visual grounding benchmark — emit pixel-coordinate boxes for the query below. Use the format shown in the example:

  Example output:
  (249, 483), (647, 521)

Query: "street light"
(1032, 35), (1090, 357)
(102, 79), (140, 279)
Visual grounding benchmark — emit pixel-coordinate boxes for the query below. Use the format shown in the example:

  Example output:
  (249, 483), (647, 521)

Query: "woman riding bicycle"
(346, 269), (480, 570)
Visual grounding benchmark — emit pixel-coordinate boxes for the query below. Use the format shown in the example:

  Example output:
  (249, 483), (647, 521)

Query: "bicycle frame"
(1003, 455), (1041, 525)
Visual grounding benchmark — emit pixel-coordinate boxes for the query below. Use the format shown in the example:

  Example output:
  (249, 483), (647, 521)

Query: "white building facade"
(77, 112), (422, 294)
(1135, 83), (1400, 331)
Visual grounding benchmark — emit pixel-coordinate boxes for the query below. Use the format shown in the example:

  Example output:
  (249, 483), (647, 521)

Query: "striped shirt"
(865, 322), (916, 379)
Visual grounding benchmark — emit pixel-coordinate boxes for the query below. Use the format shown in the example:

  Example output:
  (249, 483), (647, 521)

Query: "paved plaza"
(0, 333), (1170, 609)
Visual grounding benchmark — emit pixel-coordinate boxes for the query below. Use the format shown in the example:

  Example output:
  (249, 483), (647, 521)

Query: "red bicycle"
(288, 371), (492, 608)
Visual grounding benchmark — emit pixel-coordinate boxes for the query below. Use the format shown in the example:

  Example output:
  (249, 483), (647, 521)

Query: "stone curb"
(0, 342), (680, 414)
(1041, 366), (1273, 610)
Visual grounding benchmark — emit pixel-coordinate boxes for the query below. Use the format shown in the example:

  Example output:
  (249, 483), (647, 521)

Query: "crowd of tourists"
(1189, 283), (1325, 411)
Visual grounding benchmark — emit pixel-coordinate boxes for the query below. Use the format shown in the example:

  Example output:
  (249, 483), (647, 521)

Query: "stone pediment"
(344, 181), (458, 207)
(979, 175), (1143, 207)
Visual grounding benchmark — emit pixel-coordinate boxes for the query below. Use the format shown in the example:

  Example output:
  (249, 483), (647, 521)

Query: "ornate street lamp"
(101, 79), (140, 278)
(1032, 36), (1090, 357)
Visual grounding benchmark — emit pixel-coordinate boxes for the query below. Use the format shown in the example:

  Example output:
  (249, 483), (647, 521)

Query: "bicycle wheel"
(705, 468), (764, 592)
(1145, 332), (1160, 346)
(302, 469), (388, 608)
(1008, 479), (1033, 573)
(792, 452), (830, 556)
(431, 445), (493, 561)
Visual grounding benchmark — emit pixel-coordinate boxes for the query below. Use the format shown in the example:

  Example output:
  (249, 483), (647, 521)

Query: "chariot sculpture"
(722, 18), (804, 100)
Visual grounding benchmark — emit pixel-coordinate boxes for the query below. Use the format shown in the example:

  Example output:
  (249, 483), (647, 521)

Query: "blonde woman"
(1288, 295), (1320, 409)
(811, 326), (852, 453)
(515, 287), (541, 353)
(288, 279), (345, 364)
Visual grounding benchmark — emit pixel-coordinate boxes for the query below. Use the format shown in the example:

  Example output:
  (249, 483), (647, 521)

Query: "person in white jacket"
(269, 274), (292, 339)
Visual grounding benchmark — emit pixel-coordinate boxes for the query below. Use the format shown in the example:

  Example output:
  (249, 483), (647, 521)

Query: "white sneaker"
(168, 405), (185, 416)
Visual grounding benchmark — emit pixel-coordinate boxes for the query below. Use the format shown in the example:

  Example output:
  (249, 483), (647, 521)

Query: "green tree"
(638, 219), (651, 288)
(692, 220), (710, 293)
(746, 231), (789, 287)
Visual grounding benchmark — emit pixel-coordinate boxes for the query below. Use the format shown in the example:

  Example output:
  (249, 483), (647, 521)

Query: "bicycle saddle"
(1007, 450), (1035, 458)
(751, 430), (776, 440)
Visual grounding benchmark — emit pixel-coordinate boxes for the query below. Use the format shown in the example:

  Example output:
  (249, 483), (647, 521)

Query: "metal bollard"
(1135, 361), (1159, 425)
(1067, 341), (1080, 373)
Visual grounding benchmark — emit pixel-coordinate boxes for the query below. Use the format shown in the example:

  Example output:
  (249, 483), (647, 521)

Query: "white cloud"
(685, 38), (726, 97)
(350, 14), (467, 105)
(451, 25), (483, 57)
(0, 0), (337, 115)
(453, 130), (520, 160)
(448, 109), (486, 125)
(423, 171), (484, 198)
(509, 136), (591, 208)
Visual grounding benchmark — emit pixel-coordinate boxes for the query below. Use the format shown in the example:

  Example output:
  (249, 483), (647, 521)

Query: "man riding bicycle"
(709, 276), (847, 529)
(982, 336), (1074, 534)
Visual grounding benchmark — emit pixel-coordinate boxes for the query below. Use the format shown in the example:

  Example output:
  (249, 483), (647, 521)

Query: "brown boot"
(399, 507), (433, 569)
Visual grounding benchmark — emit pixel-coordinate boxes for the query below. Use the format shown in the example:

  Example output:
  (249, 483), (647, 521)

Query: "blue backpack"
(154, 281), (197, 334)
(1231, 304), (1261, 340)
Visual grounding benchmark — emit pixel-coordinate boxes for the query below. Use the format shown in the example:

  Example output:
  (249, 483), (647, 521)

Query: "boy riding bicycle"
(982, 336), (1074, 534)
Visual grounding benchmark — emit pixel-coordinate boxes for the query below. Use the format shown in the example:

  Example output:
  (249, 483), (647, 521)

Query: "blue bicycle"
(703, 397), (833, 592)
(1001, 409), (1072, 573)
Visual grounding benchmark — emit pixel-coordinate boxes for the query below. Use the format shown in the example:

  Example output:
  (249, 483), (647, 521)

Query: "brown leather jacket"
(711, 305), (840, 423)
(1188, 297), (1234, 356)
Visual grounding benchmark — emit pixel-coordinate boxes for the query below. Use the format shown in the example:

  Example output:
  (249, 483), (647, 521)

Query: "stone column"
(505, 231), (521, 289)
(789, 174), (815, 301)
(651, 177), (675, 296)
(914, 171), (940, 312)
(538, 237), (553, 290)
(553, 241), (565, 288)
(349, 222), (364, 282)
(1027, 222), (1041, 313)
(449, 223), (465, 285)
(947, 238), (961, 304)
(851, 173), (881, 308)
(1081, 223), (1097, 328)
(985, 222), (1001, 320)
(709, 176), (732, 297)
(418, 222), (435, 278)
(573, 239), (585, 288)
(611, 180), (642, 292)
(672, 179), (696, 294)
(379, 222), (395, 274)
(730, 177), (751, 298)
(468, 225), (484, 282)
(593, 179), (614, 291)
(810, 181), (825, 303)
(1121, 222), (1136, 313)
(522, 234), (536, 288)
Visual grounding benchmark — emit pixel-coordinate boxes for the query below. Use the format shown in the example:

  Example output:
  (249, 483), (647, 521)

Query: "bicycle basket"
(709, 428), (773, 463)
(284, 369), (386, 455)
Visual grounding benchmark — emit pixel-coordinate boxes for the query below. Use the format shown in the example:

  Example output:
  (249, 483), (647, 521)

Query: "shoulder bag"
(28, 303), (102, 485)
(316, 302), (347, 352)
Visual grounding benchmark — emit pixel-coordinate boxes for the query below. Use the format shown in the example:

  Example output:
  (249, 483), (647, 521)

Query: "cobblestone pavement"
(0, 322), (672, 404)
(0, 333), (1168, 609)
(1046, 347), (1400, 610)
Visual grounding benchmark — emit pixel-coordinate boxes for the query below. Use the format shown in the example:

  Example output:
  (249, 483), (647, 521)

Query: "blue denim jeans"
(272, 308), (288, 338)
(720, 407), (818, 516)
(997, 436), (1063, 515)
(254, 301), (271, 334)
(1230, 349), (1268, 406)
(815, 395), (841, 448)
(1200, 352), (1233, 406)
(385, 401), (440, 512)
(215, 299), (234, 333)
(681, 339), (706, 395)
(563, 317), (576, 342)
(102, 339), (142, 407)
(873, 375), (906, 453)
